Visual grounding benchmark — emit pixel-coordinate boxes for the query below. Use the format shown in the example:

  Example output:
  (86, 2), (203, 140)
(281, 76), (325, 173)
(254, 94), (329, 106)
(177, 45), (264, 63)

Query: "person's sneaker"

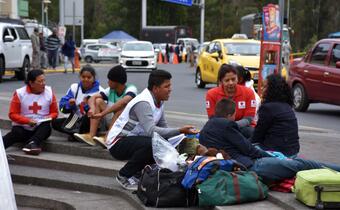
(116, 174), (139, 191)
(22, 141), (41, 155)
(93, 136), (106, 148)
(73, 133), (96, 146)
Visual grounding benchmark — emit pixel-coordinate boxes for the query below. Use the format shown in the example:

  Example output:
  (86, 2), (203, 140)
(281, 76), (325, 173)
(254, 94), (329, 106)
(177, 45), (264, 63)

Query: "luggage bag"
(292, 168), (340, 209)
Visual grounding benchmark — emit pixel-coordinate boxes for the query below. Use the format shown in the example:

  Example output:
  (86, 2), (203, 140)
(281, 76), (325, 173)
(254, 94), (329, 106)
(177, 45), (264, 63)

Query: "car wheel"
(0, 57), (4, 83)
(16, 57), (30, 81)
(293, 83), (309, 112)
(195, 69), (206, 88)
(85, 56), (93, 63)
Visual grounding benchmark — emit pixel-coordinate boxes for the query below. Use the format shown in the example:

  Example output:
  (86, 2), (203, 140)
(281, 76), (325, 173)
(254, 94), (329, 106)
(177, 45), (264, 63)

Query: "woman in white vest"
(52, 65), (104, 139)
(2, 70), (58, 155)
(106, 70), (198, 191)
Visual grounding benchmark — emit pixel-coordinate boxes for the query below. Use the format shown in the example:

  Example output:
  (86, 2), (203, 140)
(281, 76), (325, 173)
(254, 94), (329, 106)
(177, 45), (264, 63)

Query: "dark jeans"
(2, 122), (51, 149)
(250, 157), (340, 182)
(109, 136), (155, 178)
(48, 49), (58, 68)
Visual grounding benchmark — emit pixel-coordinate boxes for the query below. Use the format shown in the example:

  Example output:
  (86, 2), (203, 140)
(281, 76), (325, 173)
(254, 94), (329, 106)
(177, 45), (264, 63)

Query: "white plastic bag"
(152, 132), (179, 172)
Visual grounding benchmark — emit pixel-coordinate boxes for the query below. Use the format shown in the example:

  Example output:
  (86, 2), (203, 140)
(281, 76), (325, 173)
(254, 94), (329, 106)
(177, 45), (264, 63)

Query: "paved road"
(0, 63), (339, 132)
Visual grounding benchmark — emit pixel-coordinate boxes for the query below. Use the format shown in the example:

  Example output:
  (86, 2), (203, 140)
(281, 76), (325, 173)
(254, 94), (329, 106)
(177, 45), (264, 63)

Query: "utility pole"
(279, 0), (285, 75)
(200, 0), (205, 44)
(142, 0), (147, 28)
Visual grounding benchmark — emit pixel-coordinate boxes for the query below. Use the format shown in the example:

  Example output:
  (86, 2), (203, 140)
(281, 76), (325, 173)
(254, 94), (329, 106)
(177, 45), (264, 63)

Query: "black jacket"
(199, 117), (270, 168)
(251, 102), (300, 156)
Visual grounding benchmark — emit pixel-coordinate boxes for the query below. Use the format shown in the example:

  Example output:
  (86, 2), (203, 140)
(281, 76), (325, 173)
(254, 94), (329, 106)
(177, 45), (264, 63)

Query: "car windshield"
(123, 43), (153, 51)
(224, 43), (260, 56)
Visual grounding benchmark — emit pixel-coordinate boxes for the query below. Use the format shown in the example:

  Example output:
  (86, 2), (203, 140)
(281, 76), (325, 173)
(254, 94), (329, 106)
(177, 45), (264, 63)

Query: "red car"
(288, 38), (340, 112)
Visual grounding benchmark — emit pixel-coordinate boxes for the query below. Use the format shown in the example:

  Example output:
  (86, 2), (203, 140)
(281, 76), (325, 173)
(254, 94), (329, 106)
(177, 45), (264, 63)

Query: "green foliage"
(27, 0), (340, 51)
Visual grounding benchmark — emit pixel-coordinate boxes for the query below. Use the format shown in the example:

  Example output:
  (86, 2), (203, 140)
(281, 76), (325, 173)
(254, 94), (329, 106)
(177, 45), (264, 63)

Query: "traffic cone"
(158, 52), (163, 64)
(164, 54), (168, 64)
(173, 53), (179, 64)
(74, 48), (80, 69)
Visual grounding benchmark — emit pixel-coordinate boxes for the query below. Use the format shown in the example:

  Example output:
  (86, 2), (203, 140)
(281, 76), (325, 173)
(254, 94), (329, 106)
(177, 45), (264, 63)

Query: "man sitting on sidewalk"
(74, 65), (137, 146)
(106, 69), (197, 191)
(199, 98), (340, 182)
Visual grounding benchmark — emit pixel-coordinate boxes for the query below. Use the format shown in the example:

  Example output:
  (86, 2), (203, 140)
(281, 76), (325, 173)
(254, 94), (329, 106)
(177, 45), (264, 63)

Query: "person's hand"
(87, 108), (94, 118)
(179, 125), (198, 134)
(92, 112), (104, 119)
(69, 98), (76, 106)
(28, 120), (37, 127)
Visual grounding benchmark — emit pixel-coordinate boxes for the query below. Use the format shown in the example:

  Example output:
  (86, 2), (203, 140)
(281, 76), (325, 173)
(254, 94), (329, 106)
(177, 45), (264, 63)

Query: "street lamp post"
(42, 0), (51, 27)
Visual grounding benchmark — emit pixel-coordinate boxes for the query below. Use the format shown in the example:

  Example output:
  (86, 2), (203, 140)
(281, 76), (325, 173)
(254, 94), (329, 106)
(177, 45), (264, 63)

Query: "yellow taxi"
(195, 34), (260, 88)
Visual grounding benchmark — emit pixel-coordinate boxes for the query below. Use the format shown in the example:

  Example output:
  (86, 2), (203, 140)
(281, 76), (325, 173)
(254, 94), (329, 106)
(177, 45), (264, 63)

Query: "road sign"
(63, 0), (84, 26)
(163, 0), (192, 6)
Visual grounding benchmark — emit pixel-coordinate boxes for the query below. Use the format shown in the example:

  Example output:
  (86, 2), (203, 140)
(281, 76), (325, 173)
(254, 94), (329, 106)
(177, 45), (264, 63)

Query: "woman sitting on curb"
(52, 65), (103, 143)
(251, 74), (300, 157)
(2, 69), (58, 155)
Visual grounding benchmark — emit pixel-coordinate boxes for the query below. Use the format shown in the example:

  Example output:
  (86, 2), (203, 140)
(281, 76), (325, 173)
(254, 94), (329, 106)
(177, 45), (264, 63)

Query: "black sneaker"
(22, 141), (41, 155)
(116, 173), (139, 191)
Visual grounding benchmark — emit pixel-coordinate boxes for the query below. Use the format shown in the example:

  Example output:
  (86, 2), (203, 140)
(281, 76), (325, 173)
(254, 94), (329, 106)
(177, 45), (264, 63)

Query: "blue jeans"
(250, 157), (340, 182)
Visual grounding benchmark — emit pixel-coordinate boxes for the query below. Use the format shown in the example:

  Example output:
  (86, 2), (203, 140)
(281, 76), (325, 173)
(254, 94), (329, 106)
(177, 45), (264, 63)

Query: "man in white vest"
(106, 69), (197, 191)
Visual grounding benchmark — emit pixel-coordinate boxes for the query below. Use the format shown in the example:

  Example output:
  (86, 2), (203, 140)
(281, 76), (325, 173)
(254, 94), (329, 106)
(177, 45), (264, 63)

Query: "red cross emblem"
(29, 102), (42, 114)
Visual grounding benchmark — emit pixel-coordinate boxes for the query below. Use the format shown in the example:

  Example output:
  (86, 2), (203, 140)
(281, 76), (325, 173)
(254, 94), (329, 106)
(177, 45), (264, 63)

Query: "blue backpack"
(181, 156), (235, 189)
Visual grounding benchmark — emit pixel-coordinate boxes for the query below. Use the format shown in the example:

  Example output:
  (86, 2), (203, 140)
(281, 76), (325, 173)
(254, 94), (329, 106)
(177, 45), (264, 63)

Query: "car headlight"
(229, 60), (241, 66)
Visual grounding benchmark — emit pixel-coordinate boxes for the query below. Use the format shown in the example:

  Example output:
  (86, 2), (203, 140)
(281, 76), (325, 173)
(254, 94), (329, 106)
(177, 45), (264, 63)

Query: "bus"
(140, 26), (192, 44)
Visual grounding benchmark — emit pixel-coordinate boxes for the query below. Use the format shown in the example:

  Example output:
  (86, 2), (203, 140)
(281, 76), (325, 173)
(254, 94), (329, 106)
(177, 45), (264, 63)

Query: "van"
(0, 18), (32, 82)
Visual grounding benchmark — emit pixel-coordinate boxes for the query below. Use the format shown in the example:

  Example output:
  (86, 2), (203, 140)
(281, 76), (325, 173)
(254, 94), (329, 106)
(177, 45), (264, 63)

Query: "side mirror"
(210, 52), (219, 58)
(336, 61), (340, 68)
(4, 35), (14, 42)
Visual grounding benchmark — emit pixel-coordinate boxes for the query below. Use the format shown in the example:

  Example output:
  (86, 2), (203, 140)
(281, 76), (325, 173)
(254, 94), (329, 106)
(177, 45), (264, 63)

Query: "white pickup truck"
(0, 19), (32, 82)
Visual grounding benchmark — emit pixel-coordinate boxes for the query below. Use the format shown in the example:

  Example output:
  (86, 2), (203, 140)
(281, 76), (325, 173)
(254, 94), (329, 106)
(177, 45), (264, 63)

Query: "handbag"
(197, 170), (268, 206)
(137, 165), (197, 208)
(61, 85), (90, 134)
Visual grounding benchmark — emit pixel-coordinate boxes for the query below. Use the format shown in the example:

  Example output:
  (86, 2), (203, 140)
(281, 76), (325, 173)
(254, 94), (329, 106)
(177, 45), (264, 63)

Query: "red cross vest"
(13, 86), (53, 130)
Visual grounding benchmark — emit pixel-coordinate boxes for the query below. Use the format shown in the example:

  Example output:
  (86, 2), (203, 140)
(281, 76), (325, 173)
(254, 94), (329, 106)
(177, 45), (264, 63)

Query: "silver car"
(83, 43), (120, 63)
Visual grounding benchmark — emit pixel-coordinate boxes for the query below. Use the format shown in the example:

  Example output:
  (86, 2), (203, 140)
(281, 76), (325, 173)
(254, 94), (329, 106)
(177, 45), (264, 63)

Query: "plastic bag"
(152, 132), (180, 172)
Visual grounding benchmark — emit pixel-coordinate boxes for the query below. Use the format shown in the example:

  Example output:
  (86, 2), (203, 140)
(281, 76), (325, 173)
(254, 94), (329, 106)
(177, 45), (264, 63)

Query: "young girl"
(52, 65), (103, 143)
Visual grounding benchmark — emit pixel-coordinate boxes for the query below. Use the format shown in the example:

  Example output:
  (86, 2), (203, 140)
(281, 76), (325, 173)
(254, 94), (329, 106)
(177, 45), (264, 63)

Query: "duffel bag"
(137, 165), (197, 207)
(197, 170), (268, 206)
(292, 168), (340, 209)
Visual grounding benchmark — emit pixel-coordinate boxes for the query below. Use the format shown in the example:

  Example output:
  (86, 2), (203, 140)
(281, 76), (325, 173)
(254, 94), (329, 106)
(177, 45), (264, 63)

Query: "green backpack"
(197, 170), (268, 206)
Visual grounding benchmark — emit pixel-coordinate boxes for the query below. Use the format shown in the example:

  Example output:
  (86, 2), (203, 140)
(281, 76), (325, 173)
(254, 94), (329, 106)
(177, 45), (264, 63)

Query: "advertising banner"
(262, 4), (281, 42)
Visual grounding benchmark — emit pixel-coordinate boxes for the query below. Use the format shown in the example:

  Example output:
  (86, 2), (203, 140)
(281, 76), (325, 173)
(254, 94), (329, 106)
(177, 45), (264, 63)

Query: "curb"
(4, 68), (81, 76)
(1, 118), (336, 134)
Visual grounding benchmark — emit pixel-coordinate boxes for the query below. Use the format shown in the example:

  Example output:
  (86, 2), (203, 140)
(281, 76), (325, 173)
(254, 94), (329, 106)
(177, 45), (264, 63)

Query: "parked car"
(195, 35), (260, 88)
(0, 18), (32, 82)
(83, 43), (120, 63)
(288, 38), (340, 112)
(153, 43), (166, 56)
(120, 41), (157, 71)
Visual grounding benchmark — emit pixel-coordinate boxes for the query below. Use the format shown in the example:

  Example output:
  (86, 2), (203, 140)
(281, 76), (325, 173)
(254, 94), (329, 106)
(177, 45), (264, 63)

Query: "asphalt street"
(0, 63), (339, 132)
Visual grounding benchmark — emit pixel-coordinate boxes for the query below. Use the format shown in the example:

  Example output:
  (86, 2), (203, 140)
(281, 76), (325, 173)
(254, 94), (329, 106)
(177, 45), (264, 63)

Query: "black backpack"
(137, 165), (197, 208)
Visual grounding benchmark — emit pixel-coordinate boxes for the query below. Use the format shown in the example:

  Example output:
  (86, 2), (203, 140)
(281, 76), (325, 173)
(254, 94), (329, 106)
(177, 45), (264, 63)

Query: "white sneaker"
(73, 133), (96, 146)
